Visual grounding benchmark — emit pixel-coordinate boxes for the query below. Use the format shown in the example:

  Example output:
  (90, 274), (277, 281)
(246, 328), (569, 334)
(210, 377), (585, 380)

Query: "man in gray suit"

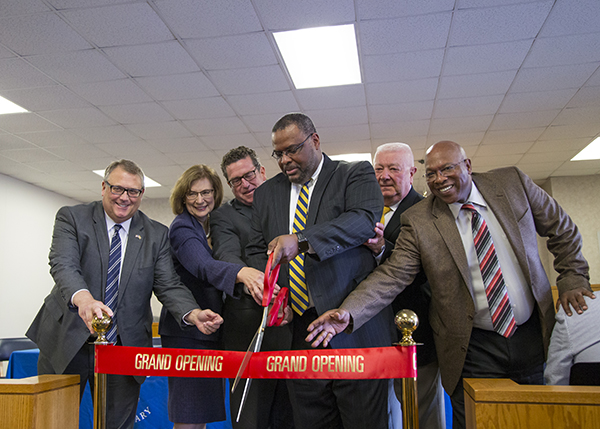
(307, 141), (594, 429)
(246, 113), (393, 429)
(211, 146), (294, 429)
(27, 159), (223, 429)
(365, 142), (445, 429)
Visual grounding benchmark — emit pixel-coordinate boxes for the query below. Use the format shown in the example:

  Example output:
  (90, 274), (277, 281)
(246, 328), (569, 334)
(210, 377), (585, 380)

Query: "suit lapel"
(384, 187), (422, 241)
(473, 174), (531, 282)
(273, 173), (292, 235)
(93, 202), (110, 299)
(431, 197), (472, 287)
(232, 199), (253, 222)
(119, 212), (144, 298)
(306, 155), (335, 227)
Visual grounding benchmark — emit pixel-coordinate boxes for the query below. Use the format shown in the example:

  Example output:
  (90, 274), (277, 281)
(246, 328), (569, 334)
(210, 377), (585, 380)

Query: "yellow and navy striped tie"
(290, 182), (310, 315)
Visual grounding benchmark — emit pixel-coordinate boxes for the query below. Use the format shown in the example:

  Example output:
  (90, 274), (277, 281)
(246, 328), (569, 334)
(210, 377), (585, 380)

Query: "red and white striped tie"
(462, 203), (516, 338)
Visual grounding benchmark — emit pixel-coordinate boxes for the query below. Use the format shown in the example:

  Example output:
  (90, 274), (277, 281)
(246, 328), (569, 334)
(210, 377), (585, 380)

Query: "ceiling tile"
(185, 33), (277, 70)
(69, 125), (140, 143)
(0, 0), (51, 16)
(0, 134), (36, 150)
(254, 0), (354, 30)
(0, 86), (90, 111)
(528, 138), (593, 153)
(183, 116), (249, 136)
(317, 124), (371, 143)
(100, 102), (174, 124)
(429, 115), (494, 134)
(0, 113), (62, 133)
(0, 147), (63, 163)
(226, 91), (300, 115)
(426, 132), (486, 147)
(200, 133), (260, 150)
(95, 140), (166, 159)
(103, 42), (199, 77)
(304, 106), (369, 128)
(369, 101), (433, 123)
(366, 78), (438, 104)
(162, 97), (236, 120)
(147, 137), (210, 153)
(296, 85), (366, 110)
(46, 144), (112, 162)
(240, 113), (283, 133)
(482, 128), (545, 144)
(499, 88), (577, 113)
(61, 3), (173, 47)
(40, 107), (116, 129)
(0, 13), (90, 55)
(567, 85), (600, 108)
(364, 49), (445, 82)
(0, 58), (57, 90)
(552, 106), (600, 126)
(475, 141), (533, 156)
(356, 0), (455, 20)
(471, 154), (523, 169)
(437, 71), (517, 99)
(135, 72), (219, 101)
(154, 0), (262, 38)
(18, 130), (91, 148)
(539, 124), (600, 140)
(489, 109), (560, 130)
(434, 95), (504, 118)
(68, 79), (152, 106)
(449, 2), (552, 46)
(47, 0), (136, 8)
(443, 40), (532, 75)
(26, 49), (127, 84)
(539, 0), (600, 38)
(524, 32), (600, 68)
(510, 63), (599, 93)
(208, 65), (289, 95)
(125, 121), (193, 140)
(359, 13), (451, 55)
(371, 120), (429, 139)
(520, 150), (579, 164)
(167, 150), (222, 165)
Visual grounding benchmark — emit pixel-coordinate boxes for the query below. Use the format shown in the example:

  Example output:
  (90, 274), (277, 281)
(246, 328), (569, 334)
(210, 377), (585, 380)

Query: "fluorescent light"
(329, 153), (373, 164)
(93, 170), (161, 187)
(274, 24), (361, 89)
(0, 95), (28, 115)
(571, 137), (600, 161)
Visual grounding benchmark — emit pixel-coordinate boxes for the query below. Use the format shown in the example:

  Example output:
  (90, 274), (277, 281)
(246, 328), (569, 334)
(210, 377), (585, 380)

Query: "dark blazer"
(27, 201), (200, 376)
(159, 209), (242, 342)
(342, 167), (591, 395)
(211, 198), (253, 267)
(383, 187), (436, 366)
(247, 154), (393, 349)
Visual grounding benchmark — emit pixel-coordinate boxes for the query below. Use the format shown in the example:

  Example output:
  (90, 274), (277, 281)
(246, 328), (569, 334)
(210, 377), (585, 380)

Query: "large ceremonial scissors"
(232, 252), (288, 422)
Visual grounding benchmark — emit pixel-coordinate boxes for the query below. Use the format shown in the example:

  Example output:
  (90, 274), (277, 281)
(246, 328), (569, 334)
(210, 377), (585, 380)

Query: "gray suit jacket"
(247, 154), (393, 349)
(341, 166), (590, 394)
(27, 201), (200, 376)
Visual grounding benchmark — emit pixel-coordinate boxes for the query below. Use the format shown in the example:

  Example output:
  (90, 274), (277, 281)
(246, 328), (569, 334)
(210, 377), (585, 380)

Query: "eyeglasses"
(105, 181), (144, 198)
(228, 168), (258, 188)
(425, 160), (467, 182)
(271, 133), (313, 160)
(186, 189), (214, 201)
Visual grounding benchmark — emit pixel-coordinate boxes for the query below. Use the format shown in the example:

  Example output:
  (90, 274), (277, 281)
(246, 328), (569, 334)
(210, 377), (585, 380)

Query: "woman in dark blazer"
(159, 164), (264, 429)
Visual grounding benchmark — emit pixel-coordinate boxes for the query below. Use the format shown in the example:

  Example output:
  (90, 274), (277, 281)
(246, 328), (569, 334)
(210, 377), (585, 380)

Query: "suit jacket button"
(461, 345), (468, 352)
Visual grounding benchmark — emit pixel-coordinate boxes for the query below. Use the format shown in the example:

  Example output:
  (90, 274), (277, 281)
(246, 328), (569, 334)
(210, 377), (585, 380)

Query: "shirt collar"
(448, 182), (487, 220)
(104, 212), (132, 236)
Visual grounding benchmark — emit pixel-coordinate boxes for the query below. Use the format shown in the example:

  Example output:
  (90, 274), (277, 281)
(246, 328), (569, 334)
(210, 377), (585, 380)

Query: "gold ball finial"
(394, 309), (419, 346)
(91, 313), (113, 344)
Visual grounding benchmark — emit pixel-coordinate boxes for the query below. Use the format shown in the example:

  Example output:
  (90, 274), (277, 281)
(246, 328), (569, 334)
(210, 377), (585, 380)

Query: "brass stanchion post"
(92, 313), (113, 429)
(395, 310), (419, 429)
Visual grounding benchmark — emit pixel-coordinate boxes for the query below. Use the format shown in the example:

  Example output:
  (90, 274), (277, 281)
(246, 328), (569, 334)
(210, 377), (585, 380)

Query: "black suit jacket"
(27, 201), (200, 377)
(383, 187), (436, 366)
(247, 155), (393, 349)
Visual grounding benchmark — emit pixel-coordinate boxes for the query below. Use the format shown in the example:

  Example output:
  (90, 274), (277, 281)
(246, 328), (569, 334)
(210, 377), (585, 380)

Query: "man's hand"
(237, 267), (270, 305)
(364, 222), (385, 254)
(268, 234), (300, 266)
(557, 287), (596, 316)
(72, 290), (113, 335)
(185, 308), (224, 335)
(305, 309), (351, 348)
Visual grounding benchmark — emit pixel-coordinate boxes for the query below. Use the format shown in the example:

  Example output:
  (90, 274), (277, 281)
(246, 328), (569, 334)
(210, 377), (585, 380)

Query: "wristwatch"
(296, 231), (310, 254)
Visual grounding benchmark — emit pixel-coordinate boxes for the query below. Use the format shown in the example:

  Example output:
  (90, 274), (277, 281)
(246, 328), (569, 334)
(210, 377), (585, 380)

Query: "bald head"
(374, 142), (417, 206)
(424, 141), (473, 204)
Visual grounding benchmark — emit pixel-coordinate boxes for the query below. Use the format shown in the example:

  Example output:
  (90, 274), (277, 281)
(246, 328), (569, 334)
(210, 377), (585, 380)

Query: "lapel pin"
(135, 235), (142, 240)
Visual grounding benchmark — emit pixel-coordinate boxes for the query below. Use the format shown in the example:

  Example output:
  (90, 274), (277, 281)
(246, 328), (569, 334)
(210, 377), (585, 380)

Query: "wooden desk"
(0, 374), (79, 429)
(464, 378), (600, 429)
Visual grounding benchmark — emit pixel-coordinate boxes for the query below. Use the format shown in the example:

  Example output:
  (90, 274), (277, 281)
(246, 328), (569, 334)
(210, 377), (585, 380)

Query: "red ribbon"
(95, 345), (416, 380)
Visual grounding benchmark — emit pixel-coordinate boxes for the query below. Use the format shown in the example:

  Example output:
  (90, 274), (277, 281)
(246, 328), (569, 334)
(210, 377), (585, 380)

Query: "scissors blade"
(234, 307), (269, 422)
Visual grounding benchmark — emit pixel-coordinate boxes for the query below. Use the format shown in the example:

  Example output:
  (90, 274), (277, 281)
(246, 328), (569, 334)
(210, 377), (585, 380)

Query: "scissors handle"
(262, 253), (281, 307)
(268, 287), (288, 327)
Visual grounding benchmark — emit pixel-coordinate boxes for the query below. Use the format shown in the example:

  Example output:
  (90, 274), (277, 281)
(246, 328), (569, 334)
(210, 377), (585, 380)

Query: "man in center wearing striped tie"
(246, 113), (393, 429)
(306, 140), (595, 429)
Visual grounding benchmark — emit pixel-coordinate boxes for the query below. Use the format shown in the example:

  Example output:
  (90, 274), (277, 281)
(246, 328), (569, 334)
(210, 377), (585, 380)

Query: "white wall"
(0, 173), (78, 338)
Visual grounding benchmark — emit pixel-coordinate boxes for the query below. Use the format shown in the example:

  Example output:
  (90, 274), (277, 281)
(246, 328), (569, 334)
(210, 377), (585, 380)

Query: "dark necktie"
(105, 224), (122, 343)
(462, 204), (516, 338)
(289, 182), (310, 315)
